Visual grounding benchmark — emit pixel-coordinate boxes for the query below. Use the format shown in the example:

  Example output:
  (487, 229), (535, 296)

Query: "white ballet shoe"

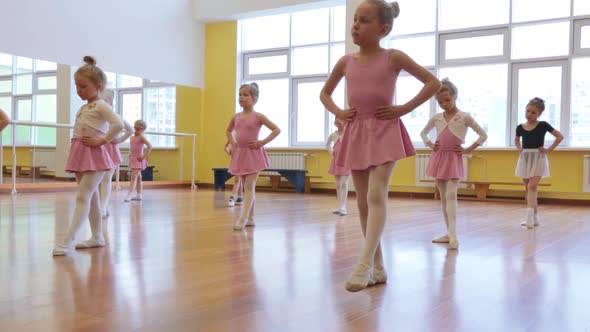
(370, 268), (388, 285)
(52, 244), (69, 256)
(332, 208), (347, 216)
(124, 193), (133, 202)
(524, 208), (535, 229)
(75, 238), (106, 249)
(233, 219), (245, 230)
(345, 263), (372, 292)
(520, 216), (539, 227)
(432, 235), (450, 243)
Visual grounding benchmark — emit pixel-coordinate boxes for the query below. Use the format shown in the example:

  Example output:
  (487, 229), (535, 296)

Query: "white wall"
(194, 0), (342, 21)
(0, 0), (204, 87)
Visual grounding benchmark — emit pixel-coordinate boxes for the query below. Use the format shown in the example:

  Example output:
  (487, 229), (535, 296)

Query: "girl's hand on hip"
(335, 108), (356, 122)
(432, 141), (440, 152)
(248, 140), (265, 149)
(80, 136), (105, 147)
(375, 105), (407, 119)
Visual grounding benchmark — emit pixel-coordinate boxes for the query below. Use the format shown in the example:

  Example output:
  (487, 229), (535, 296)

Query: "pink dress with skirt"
(128, 135), (148, 170)
(103, 143), (123, 165)
(426, 127), (464, 180)
(336, 51), (415, 170)
(65, 103), (116, 173)
(228, 112), (270, 176)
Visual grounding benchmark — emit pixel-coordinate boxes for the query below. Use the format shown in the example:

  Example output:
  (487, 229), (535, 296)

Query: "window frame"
(291, 75), (332, 147)
(238, 5), (346, 148)
(243, 49), (291, 80)
(0, 55), (58, 146)
(439, 28), (510, 65)
(106, 73), (177, 149)
(574, 18), (590, 55)
(510, 60), (570, 145)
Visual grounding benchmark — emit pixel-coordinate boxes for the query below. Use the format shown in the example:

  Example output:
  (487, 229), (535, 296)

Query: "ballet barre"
(1, 121), (198, 194)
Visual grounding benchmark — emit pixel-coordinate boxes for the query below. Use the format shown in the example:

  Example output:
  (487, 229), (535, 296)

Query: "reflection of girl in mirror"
(99, 89), (133, 217)
(124, 120), (152, 202)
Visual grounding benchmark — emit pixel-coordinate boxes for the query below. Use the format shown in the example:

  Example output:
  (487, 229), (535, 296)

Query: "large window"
(239, 1), (590, 148)
(383, 0), (590, 147)
(103, 73), (176, 148)
(0, 53), (57, 146)
(240, 5), (345, 148)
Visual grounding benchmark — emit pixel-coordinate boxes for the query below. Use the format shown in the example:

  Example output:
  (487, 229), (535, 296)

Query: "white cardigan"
(420, 111), (487, 145)
(73, 100), (123, 142)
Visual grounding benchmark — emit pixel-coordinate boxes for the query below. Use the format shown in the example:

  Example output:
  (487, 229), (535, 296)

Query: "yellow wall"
(1, 147), (33, 166)
(199, 21), (237, 184)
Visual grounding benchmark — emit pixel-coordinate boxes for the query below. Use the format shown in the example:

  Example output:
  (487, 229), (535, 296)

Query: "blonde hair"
(366, 0), (400, 35)
(134, 119), (147, 130)
(239, 82), (260, 101)
(528, 97), (545, 112)
(438, 78), (458, 97)
(75, 56), (107, 89)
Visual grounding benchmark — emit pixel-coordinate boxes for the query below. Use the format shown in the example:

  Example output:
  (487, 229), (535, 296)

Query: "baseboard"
(0, 180), (194, 194)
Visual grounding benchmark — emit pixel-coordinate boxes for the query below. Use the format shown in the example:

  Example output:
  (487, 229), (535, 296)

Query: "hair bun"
(83, 55), (96, 66)
(250, 82), (258, 89)
(390, 1), (400, 19)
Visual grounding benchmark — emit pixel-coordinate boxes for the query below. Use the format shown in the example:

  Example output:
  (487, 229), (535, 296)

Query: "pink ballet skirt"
(103, 142), (123, 165)
(329, 139), (351, 176)
(426, 127), (464, 180)
(65, 127), (115, 173)
(128, 135), (148, 170)
(228, 112), (270, 176)
(336, 52), (415, 170)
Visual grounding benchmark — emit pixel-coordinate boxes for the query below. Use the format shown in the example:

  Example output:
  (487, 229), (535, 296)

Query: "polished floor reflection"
(1, 189), (589, 332)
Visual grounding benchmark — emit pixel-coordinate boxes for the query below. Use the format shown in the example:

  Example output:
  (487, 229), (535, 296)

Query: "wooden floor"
(1, 189), (589, 332)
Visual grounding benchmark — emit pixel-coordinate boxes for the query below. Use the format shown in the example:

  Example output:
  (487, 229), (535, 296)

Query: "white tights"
(352, 161), (396, 270)
(60, 172), (105, 246)
(436, 179), (459, 241)
(99, 169), (115, 216)
(127, 169), (143, 196)
(523, 177), (540, 225)
(235, 172), (258, 227)
(334, 175), (349, 210)
(231, 176), (243, 197)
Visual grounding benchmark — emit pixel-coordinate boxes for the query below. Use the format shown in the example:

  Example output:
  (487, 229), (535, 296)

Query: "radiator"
(266, 152), (306, 170)
(32, 149), (56, 172)
(584, 155), (590, 193)
(415, 153), (469, 187)
(262, 152), (307, 178)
